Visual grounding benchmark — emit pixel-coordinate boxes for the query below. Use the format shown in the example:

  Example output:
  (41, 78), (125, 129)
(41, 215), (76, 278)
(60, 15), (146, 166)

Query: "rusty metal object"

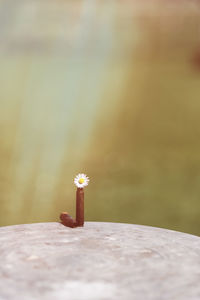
(60, 188), (84, 228)
(76, 188), (84, 226)
(60, 212), (77, 228)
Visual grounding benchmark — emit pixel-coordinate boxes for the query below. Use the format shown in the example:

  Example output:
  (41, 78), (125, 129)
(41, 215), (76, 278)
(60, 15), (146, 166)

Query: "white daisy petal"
(74, 173), (90, 188)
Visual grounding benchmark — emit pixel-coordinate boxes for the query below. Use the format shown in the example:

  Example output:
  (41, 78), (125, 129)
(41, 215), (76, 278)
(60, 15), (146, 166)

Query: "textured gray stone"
(0, 222), (200, 300)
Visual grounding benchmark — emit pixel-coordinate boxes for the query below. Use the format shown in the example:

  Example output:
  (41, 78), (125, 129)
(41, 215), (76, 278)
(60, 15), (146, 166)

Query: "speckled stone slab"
(0, 222), (200, 300)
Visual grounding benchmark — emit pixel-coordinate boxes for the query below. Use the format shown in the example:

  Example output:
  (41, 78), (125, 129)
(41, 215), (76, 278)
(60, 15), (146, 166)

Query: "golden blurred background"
(1, 0), (200, 235)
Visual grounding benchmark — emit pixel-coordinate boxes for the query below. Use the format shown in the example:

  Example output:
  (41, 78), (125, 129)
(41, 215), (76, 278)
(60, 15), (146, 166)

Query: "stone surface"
(0, 222), (200, 300)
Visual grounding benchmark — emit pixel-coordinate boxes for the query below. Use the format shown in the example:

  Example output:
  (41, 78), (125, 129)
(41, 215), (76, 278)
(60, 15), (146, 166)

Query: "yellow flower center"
(78, 178), (85, 184)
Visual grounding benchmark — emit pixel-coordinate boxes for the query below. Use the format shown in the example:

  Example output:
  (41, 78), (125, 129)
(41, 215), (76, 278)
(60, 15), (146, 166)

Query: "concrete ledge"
(0, 222), (200, 300)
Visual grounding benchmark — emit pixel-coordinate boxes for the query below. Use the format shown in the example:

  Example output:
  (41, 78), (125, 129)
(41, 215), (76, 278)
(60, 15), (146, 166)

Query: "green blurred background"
(0, 0), (200, 235)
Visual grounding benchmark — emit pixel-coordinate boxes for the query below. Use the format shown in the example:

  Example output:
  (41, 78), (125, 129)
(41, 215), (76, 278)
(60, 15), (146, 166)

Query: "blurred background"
(0, 0), (200, 235)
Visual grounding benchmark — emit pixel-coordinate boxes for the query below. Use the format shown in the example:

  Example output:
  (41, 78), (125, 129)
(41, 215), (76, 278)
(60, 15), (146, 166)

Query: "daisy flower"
(74, 173), (89, 188)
